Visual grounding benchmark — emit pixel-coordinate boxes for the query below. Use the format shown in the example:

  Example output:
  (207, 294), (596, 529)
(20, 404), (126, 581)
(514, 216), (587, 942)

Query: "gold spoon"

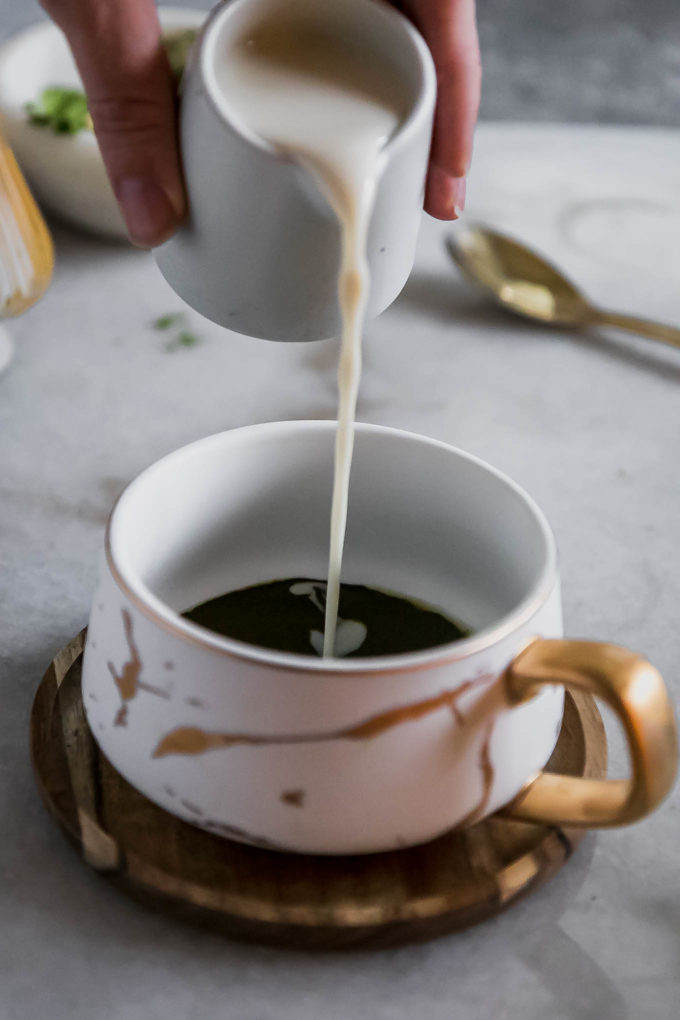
(446, 225), (680, 351)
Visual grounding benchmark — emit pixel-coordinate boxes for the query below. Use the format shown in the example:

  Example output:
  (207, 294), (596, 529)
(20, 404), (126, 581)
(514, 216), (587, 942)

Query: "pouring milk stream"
(159, 0), (435, 655)
(219, 11), (404, 655)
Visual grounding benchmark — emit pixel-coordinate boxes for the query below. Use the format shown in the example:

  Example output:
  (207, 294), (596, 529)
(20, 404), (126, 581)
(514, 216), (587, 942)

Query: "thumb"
(42, 0), (186, 246)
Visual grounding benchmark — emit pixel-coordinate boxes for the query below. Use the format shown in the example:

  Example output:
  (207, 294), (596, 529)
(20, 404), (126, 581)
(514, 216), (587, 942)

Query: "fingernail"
(115, 178), (179, 248)
(425, 166), (466, 221)
(452, 176), (466, 219)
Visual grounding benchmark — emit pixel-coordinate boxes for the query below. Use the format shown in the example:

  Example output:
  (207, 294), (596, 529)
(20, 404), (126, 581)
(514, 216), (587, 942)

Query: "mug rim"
(105, 421), (558, 676)
(199, 0), (437, 164)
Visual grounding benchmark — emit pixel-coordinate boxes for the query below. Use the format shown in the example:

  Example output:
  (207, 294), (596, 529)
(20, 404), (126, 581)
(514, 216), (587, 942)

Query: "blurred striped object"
(0, 132), (52, 317)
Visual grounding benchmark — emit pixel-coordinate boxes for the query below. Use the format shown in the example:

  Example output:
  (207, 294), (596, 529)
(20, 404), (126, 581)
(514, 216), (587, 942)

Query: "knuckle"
(88, 94), (171, 142)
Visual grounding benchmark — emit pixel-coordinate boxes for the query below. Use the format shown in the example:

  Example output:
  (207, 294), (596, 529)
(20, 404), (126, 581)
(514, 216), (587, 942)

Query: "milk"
(217, 5), (404, 656)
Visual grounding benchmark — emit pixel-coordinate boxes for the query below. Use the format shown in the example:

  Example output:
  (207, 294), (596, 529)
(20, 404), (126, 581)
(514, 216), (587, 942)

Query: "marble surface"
(1, 0), (679, 125)
(1, 123), (680, 1018)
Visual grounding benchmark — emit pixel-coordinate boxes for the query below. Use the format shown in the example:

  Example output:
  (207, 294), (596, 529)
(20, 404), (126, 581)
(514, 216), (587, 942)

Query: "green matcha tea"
(183, 578), (471, 658)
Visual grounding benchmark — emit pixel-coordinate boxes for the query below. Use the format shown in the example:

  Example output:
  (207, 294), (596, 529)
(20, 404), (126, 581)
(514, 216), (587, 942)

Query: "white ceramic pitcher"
(155, 0), (436, 341)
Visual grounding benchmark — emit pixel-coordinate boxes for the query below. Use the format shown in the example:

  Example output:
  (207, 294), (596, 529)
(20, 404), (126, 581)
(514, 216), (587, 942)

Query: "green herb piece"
(153, 313), (183, 331)
(25, 25), (197, 136)
(165, 329), (201, 352)
(26, 87), (92, 135)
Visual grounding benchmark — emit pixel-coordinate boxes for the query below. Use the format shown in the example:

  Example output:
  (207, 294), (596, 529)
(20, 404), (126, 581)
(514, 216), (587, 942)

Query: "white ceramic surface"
(83, 420), (566, 854)
(155, 0), (436, 340)
(0, 8), (206, 239)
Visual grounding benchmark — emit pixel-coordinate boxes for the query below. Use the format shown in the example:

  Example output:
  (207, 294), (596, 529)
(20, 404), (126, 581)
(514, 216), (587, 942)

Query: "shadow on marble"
(47, 216), (129, 258)
(394, 270), (516, 328)
(564, 327), (680, 385)
(0, 485), (113, 529)
(516, 909), (629, 1020)
(630, 896), (680, 971)
(399, 269), (680, 387)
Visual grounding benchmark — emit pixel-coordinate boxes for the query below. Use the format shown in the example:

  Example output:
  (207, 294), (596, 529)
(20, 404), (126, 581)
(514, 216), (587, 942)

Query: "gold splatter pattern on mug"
(457, 719), (496, 829)
(106, 609), (171, 726)
(151, 674), (495, 758)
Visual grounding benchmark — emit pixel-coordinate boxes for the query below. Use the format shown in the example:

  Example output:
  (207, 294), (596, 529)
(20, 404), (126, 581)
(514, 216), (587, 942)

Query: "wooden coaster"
(30, 632), (607, 949)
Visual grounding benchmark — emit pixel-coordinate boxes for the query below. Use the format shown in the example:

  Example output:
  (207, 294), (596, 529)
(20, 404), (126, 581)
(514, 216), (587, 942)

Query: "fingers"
(43, 0), (477, 238)
(41, 0), (185, 246)
(425, 166), (466, 220)
(401, 0), (481, 220)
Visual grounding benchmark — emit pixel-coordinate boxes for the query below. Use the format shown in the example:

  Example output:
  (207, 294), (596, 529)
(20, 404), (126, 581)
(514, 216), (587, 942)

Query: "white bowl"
(0, 7), (206, 240)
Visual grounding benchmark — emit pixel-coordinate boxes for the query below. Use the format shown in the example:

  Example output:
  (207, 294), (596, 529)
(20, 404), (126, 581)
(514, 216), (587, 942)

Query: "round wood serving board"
(30, 632), (607, 949)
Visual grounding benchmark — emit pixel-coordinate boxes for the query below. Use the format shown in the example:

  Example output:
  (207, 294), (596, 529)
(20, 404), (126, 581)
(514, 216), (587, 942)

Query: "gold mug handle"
(501, 639), (678, 827)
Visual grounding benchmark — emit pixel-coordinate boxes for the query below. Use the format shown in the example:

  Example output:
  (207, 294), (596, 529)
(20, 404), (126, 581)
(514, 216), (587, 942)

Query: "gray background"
(1, 0), (678, 125)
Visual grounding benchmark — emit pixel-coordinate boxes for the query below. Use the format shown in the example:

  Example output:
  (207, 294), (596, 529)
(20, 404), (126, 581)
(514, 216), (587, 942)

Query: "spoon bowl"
(446, 225), (588, 326)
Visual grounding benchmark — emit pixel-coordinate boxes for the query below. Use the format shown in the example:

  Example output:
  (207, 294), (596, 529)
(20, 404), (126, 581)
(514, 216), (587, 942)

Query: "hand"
(42, 0), (480, 246)
(41, 0), (186, 247)
(397, 0), (481, 220)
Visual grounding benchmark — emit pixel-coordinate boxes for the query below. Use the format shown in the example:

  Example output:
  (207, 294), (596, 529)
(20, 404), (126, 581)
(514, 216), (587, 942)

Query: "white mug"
(154, 0), (436, 341)
(82, 422), (677, 854)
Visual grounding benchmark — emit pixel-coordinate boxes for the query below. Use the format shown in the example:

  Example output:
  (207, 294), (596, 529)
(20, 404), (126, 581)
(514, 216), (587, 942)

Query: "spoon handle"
(594, 309), (680, 351)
